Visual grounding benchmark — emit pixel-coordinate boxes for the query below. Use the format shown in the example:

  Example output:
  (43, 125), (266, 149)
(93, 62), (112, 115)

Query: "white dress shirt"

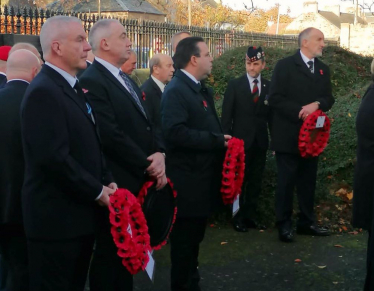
(180, 69), (200, 84)
(300, 50), (315, 73)
(151, 75), (166, 92)
(247, 73), (261, 95)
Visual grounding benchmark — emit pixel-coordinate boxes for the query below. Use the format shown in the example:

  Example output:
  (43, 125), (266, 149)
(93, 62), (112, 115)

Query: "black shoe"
(232, 221), (248, 232)
(278, 223), (294, 242)
(246, 219), (267, 230)
(296, 224), (330, 236)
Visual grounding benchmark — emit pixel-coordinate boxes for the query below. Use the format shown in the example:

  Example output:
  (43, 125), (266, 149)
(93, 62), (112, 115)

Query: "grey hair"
(40, 16), (82, 57)
(89, 19), (120, 52)
(298, 27), (315, 48)
(149, 54), (161, 75)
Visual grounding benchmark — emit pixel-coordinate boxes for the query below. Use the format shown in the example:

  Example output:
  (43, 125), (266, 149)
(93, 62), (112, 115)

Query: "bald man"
(0, 49), (41, 291)
(142, 53), (174, 128)
(8, 43), (43, 64)
(269, 27), (335, 243)
(171, 31), (191, 55)
(21, 16), (115, 291)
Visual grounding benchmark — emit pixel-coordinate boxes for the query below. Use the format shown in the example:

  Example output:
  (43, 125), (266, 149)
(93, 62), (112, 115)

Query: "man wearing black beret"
(269, 27), (335, 242)
(222, 46), (270, 232)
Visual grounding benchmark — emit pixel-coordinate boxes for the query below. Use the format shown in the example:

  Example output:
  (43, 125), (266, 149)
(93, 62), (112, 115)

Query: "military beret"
(246, 46), (265, 62)
(0, 46), (11, 61)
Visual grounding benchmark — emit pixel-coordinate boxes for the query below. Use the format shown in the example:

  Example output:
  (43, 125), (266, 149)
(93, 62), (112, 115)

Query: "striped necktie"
(119, 71), (147, 118)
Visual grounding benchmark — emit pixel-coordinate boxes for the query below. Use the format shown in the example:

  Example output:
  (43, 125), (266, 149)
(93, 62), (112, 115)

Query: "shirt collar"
(94, 57), (121, 78)
(45, 62), (77, 88)
(180, 69), (199, 84)
(7, 79), (29, 84)
(300, 50), (314, 65)
(151, 75), (166, 92)
(247, 73), (261, 84)
(0, 72), (5, 76)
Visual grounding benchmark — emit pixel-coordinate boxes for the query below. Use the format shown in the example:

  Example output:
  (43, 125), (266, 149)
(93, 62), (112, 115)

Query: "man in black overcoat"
(79, 19), (166, 291)
(21, 16), (115, 291)
(161, 36), (231, 291)
(0, 49), (41, 291)
(269, 27), (335, 242)
(222, 46), (270, 232)
(142, 53), (174, 129)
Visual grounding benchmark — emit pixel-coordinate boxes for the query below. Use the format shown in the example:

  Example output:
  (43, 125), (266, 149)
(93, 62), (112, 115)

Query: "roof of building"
(47, 0), (165, 15)
(318, 10), (367, 28)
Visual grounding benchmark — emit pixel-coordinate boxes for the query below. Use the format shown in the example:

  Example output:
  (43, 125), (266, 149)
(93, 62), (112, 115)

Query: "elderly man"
(171, 31), (191, 55)
(0, 49), (41, 291)
(161, 37), (231, 291)
(21, 16), (115, 291)
(79, 19), (166, 291)
(142, 53), (174, 128)
(269, 27), (335, 243)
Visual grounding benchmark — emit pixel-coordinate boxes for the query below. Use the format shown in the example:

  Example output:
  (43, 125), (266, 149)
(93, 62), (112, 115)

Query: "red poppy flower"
(320, 69), (323, 75)
(142, 92), (146, 101)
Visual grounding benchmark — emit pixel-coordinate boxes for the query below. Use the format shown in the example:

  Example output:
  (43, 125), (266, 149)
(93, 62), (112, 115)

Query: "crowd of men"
(2, 15), (373, 291)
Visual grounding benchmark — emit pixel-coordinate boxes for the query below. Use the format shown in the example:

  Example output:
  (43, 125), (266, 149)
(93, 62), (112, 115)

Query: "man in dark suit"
(21, 16), (115, 291)
(221, 46), (270, 232)
(0, 49), (41, 291)
(269, 27), (335, 243)
(79, 19), (166, 291)
(161, 36), (231, 291)
(142, 53), (174, 129)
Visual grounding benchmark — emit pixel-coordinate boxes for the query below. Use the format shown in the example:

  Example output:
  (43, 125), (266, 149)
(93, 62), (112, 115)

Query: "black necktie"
(74, 81), (95, 124)
(307, 61), (314, 73)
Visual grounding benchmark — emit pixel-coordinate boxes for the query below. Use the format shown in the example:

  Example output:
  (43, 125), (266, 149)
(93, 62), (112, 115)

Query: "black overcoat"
(269, 50), (335, 154)
(141, 76), (163, 129)
(353, 84), (374, 230)
(221, 74), (270, 150)
(21, 65), (112, 240)
(161, 70), (225, 218)
(0, 81), (28, 227)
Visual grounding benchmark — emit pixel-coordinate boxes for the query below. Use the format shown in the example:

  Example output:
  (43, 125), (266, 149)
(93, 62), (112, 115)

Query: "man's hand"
(155, 174), (168, 190)
(298, 102), (319, 120)
(108, 182), (118, 191)
(146, 152), (165, 178)
(224, 134), (232, 148)
(97, 186), (116, 207)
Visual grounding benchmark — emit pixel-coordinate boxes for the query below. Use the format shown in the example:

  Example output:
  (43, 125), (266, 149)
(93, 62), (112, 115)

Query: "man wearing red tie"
(221, 46), (271, 232)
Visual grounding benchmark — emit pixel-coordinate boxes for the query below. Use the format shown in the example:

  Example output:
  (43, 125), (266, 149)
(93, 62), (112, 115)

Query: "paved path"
(132, 226), (367, 291)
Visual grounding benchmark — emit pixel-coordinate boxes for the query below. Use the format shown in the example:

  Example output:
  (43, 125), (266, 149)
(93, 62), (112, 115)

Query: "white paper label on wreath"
(316, 116), (325, 128)
(232, 194), (240, 217)
(146, 251), (155, 282)
(127, 223), (132, 237)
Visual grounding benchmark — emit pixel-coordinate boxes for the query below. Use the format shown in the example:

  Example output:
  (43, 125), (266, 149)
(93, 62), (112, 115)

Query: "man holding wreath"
(269, 27), (335, 243)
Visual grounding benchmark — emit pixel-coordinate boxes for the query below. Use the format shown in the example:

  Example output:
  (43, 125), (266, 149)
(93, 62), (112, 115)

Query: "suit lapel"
(293, 51), (314, 80)
(150, 77), (163, 99)
(255, 77), (268, 114)
(93, 61), (149, 121)
(42, 65), (95, 126)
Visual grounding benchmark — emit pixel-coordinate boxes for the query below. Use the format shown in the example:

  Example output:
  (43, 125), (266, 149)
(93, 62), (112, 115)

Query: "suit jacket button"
(146, 127), (151, 131)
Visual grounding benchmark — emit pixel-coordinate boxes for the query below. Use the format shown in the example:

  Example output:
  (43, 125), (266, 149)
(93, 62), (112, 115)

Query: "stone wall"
(341, 23), (374, 55)
(285, 13), (340, 40)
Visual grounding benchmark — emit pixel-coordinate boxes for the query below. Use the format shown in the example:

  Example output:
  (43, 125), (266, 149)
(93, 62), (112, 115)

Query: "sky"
(222, 0), (357, 17)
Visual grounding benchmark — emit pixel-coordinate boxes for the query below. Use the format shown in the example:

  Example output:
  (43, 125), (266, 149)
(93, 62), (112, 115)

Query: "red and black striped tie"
(252, 79), (259, 103)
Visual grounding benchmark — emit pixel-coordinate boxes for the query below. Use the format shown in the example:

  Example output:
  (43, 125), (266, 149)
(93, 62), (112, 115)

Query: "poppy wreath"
(137, 178), (178, 250)
(108, 188), (152, 275)
(298, 109), (331, 158)
(220, 137), (245, 205)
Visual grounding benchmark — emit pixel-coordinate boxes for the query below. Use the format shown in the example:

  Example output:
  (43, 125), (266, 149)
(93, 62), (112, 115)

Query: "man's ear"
(51, 41), (62, 56)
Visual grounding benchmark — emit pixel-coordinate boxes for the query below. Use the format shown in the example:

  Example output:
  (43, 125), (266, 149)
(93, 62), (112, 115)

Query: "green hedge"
(207, 46), (372, 225)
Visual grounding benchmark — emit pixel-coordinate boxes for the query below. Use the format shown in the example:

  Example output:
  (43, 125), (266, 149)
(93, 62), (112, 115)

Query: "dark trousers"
(0, 255), (9, 291)
(0, 230), (28, 291)
(28, 235), (94, 291)
(275, 152), (318, 227)
(365, 230), (374, 290)
(234, 145), (267, 222)
(170, 217), (207, 291)
(89, 208), (133, 291)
